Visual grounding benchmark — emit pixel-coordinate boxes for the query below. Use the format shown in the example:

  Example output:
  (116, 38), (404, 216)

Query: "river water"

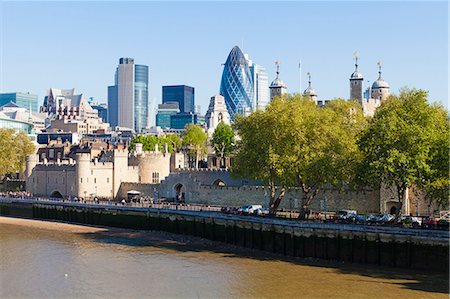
(0, 218), (448, 299)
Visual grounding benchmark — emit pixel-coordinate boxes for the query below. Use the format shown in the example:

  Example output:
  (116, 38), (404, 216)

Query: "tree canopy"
(233, 95), (366, 215)
(0, 129), (35, 178)
(130, 134), (181, 153)
(357, 88), (449, 214)
(211, 122), (235, 168)
(182, 124), (208, 169)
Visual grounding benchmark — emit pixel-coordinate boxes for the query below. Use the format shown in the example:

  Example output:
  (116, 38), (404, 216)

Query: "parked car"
(336, 210), (357, 223)
(238, 205), (263, 215)
(367, 214), (395, 226)
(421, 216), (437, 229)
(354, 214), (367, 224)
(253, 207), (270, 217)
(399, 216), (422, 228)
(436, 218), (450, 230)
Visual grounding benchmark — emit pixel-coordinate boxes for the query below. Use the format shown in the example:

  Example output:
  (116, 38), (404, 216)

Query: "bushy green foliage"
(129, 134), (181, 153)
(182, 124), (208, 168)
(233, 95), (366, 215)
(0, 129), (35, 177)
(357, 88), (449, 212)
(211, 122), (235, 167)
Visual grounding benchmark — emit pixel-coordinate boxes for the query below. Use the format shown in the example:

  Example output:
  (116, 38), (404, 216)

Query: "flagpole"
(299, 61), (302, 95)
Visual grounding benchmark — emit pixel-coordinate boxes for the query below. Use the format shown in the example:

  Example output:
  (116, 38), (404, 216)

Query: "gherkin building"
(220, 46), (254, 120)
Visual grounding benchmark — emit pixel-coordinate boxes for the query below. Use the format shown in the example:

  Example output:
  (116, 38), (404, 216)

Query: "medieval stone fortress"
(1, 45), (438, 219)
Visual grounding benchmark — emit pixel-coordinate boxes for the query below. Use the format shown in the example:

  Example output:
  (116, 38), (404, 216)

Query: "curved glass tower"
(220, 46), (254, 120)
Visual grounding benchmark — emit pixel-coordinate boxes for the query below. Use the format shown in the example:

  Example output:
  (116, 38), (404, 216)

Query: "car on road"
(336, 210), (357, 223)
(253, 207), (270, 217)
(238, 205), (263, 215)
(354, 214), (367, 224)
(367, 214), (395, 226)
(436, 218), (450, 230)
(421, 216), (437, 229)
(398, 216), (422, 228)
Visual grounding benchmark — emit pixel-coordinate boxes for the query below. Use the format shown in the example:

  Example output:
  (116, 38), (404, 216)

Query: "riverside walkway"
(0, 197), (448, 240)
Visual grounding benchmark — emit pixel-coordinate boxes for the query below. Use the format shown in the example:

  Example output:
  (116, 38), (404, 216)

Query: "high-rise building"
(156, 102), (180, 128)
(170, 112), (198, 130)
(250, 64), (269, 111)
(220, 46), (254, 120)
(162, 85), (194, 113)
(0, 92), (39, 113)
(108, 57), (149, 132)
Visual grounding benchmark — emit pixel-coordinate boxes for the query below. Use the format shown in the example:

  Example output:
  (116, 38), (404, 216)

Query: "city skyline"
(1, 1), (448, 117)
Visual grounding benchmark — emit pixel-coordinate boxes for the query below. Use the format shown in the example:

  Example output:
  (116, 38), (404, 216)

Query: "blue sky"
(0, 1), (448, 121)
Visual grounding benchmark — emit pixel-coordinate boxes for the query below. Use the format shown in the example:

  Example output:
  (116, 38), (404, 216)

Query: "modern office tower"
(249, 64), (269, 111)
(156, 102), (180, 128)
(220, 46), (254, 120)
(162, 85), (195, 113)
(0, 92), (39, 113)
(108, 57), (149, 132)
(170, 112), (198, 130)
(269, 61), (287, 101)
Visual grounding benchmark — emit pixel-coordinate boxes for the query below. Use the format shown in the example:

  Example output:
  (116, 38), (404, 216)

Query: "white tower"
(205, 94), (231, 136)
(371, 61), (390, 101)
(349, 51), (364, 104)
(269, 60), (287, 101)
(303, 72), (318, 102)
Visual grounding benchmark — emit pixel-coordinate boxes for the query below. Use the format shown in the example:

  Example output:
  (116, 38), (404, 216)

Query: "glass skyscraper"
(0, 92), (38, 112)
(108, 58), (149, 132)
(220, 46), (254, 120)
(250, 64), (269, 111)
(162, 85), (194, 113)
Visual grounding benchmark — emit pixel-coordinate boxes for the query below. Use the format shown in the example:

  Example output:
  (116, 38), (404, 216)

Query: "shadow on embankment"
(78, 226), (449, 295)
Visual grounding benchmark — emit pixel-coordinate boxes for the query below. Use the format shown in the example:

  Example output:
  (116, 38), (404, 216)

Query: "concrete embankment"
(0, 198), (448, 272)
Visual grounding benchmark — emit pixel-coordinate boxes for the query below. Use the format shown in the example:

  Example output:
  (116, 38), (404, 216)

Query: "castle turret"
(25, 154), (38, 194)
(371, 61), (390, 101)
(269, 60), (287, 101)
(303, 72), (318, 102)
(75, 152), (91, 198)
(349, 52), (364, 104)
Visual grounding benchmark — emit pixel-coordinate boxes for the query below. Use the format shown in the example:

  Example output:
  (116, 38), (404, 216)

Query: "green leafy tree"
(182, 124), (207, 169)
(165, 134), (182, 152)
(0, 129), (35, 178)
(211, 122), (235, 168)
(420, 103), (449, 208)
(357, 88), (448, 216)
(233, 95), (365, 216)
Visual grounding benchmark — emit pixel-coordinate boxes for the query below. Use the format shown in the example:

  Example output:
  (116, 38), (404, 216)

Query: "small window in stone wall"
(81, 178), (83, 183)
(107, 177), (109, 183)
(94, 178), (96, 184)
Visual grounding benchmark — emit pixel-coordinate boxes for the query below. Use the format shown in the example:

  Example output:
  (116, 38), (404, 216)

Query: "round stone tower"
(75, 152), (91, 198)
(371, 62), (390, 101)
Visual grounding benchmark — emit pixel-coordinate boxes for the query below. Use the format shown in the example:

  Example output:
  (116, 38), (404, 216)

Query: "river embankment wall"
(0, 199), (448, 273)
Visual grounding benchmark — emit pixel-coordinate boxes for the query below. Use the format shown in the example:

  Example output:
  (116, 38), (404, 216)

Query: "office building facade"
(162, 85), (194, 113)
(108, 57), (149, 132)
(220, 46), (254, 120)
(0, 92), (39, 113)
(170, 112), (198, 130)
(156, 102), (180, 128)
(250, 64), (269, 111)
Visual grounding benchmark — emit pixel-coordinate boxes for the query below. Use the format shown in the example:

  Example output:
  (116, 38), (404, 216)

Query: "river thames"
(0, 217), (448, 299)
